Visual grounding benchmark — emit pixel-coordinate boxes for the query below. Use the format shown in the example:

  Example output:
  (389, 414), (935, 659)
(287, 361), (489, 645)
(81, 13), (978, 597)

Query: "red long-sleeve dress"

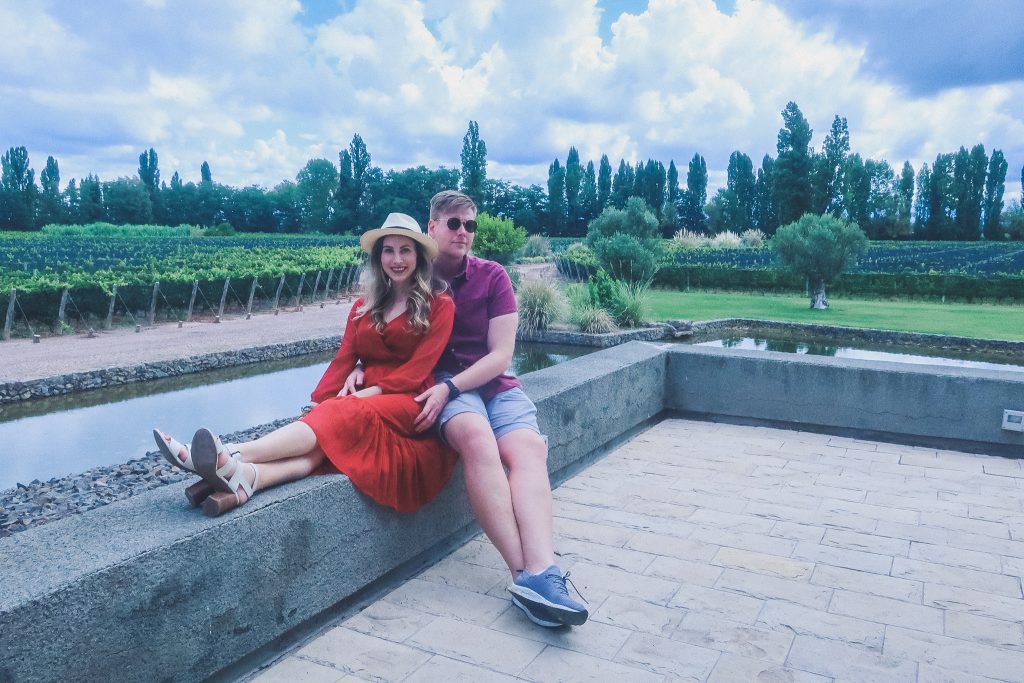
(300, 294), (458, 513)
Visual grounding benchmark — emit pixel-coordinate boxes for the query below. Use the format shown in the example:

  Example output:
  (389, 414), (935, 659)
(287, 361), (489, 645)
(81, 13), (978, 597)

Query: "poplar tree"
(0, 146), (36, 230)
(38, 156), (65, 226)
(811, 115), (849, 215)
(610, 159), (632, 209)
(754, 155), (779, 234)
(579, 160), (598, 232)
(678, 153), (707, 232)
(138, 148), (161, 221)
(897, 161), (915, 237)
(546, 158), (566, 235)
(597, 154), (612, 214)
(459, 120), (487, 204)
(773, 101), (814, 225)
(79, 173), (104, 222)
(663, 160), (679, 236)
(982, 149), (1007, 240)
(913, 164), (931, 236)
(564, 147), (583, 232)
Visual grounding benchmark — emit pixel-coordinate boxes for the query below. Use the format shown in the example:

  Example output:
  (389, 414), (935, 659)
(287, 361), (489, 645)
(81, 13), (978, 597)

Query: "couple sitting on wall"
(153, 190), (587, 629)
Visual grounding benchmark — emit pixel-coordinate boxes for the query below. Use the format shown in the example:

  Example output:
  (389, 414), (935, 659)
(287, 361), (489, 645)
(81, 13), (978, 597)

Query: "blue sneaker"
(507, 565), (588, 627)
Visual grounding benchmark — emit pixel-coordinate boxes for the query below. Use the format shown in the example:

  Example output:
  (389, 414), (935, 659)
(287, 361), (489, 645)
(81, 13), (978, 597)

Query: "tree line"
(1, 104), (1021, 239)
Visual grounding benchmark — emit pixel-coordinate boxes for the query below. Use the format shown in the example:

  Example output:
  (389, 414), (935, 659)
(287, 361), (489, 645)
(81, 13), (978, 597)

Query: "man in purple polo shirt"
(413, 190), (588, 628)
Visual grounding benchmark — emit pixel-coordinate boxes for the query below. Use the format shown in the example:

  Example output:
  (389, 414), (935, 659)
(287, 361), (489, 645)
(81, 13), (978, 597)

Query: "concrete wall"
(0, 342), (666, 683)
(665, 345), (1024, 455)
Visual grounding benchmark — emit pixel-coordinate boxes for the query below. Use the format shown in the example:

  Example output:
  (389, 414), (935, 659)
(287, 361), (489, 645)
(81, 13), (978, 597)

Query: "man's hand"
(413, 383), (450, 433)
(338, 365), (365, 396)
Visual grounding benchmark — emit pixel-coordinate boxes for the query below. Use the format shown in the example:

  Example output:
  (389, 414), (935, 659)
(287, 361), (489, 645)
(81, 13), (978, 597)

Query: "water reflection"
(0, 342), (590, 490)
(698, 336), (1023, 371)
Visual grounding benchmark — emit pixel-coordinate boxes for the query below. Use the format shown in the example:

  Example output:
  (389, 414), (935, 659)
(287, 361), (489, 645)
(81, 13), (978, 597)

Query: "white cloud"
(0, 0), (1019, 201)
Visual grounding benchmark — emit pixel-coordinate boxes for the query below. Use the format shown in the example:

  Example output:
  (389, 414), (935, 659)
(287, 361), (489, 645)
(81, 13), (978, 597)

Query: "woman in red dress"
(154, 213), (458, 516)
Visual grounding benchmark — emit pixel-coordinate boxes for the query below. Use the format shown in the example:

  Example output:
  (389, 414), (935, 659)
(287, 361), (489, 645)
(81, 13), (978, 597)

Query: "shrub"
(554, 242), (598, 280)
(709, 231), (742, 249)
(472, 212), (527, 264)
(587, 269), (618, 311)
(41, 222), (193, 237)
(1003, 208), (1024, 241)
(569, 303), (617, 334)
(520, 234), (552, 258)
(670, 229), (707, 250)
(197, 222), (237, 237)
(590, 233), (661, 282)
(740, 229), (767, 248)
(516, 280), (566, 334)
(610, 279), (650, 328)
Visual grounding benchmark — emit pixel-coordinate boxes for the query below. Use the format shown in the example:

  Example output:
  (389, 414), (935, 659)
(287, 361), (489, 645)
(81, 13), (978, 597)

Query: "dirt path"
(1, 263), (563, 384)
(0, 299), (359, 383)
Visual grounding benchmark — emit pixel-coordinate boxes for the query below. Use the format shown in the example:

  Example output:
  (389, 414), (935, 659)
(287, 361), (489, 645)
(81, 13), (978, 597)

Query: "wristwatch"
(443, 379), (461, 399)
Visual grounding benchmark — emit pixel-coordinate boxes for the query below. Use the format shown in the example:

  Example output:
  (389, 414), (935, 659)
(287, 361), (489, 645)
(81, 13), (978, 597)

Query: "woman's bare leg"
(233, 421), (319, 464)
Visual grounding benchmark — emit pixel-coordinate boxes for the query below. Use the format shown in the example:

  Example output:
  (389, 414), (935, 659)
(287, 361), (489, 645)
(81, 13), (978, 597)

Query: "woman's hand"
(413, 383), (450, 433)
(338, 365), (365, 396)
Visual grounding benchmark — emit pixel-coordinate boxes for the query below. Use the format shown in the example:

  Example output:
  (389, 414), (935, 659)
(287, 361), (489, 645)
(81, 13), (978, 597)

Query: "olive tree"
(772, 213), (867, 309)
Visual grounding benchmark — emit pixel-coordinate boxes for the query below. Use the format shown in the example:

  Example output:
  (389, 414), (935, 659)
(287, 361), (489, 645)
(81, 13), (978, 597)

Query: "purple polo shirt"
(436, 255), (521, 402)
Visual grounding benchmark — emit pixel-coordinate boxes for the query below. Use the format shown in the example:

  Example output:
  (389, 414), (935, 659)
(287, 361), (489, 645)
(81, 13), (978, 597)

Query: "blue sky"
(1, 0), (1021, 203)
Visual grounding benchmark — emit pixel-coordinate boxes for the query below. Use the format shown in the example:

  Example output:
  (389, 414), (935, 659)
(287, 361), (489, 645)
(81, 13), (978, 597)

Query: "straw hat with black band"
(359, 213), (438, 260)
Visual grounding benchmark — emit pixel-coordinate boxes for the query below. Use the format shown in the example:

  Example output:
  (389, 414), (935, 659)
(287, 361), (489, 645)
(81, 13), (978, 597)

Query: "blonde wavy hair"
(358, 237), (445, 334)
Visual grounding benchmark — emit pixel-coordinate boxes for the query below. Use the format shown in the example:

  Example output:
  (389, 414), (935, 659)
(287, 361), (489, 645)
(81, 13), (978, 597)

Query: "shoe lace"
(549, 569), (589, 605)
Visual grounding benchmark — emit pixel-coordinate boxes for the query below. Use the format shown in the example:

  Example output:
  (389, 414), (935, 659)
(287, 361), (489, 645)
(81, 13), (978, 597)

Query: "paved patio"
(247, 418), (1024, 682)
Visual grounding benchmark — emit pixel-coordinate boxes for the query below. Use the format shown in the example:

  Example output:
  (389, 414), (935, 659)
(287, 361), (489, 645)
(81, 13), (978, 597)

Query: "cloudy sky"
(2, 0), (1022, 202)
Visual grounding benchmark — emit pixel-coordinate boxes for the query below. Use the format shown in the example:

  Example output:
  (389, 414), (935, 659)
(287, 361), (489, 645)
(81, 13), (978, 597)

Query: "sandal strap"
(225, 461), (257, 499)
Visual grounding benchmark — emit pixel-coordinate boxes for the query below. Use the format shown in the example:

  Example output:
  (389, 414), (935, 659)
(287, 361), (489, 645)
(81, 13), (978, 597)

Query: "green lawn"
(647, 289), (1024, 341)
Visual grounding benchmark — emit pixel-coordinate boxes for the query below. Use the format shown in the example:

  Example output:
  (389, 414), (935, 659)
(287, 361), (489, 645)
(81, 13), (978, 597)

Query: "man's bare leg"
(498, 429), (555, 573)
(444, 412), (526, 577)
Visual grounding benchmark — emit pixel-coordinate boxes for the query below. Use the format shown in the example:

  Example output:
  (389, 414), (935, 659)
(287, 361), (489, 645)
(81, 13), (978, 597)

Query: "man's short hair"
(430, 190), (477, 219)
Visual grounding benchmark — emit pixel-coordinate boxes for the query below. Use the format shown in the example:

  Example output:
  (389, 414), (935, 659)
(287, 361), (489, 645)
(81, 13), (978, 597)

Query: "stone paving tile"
(340, 600), (437, 644)
(706, 653), (831, 683)
(382, 578), (510, 626)
(913, 540), (999, 573)
(786, 634), (917, 682)
(891, 557), (1022, 598)
(615, 632), (720, 680)
(668, 583), (765, 624)
(402, 655), (521, 683)
(943, 609), (1024, 651)
(416, 557), (508, 595)
(588, 594), (686, 637)
(552, 536), (657, 574)
(296, 627), (432, 682)
(809, 564), (923, 602)
(248, 657), (349, 683)
(405, 617), (545, 675)
(714, 567), (832, 609)
(829, 589), (946, 633)
(250, 418), (1024, 682)
(520, 646), (663, 683)
(884, 626), (1024, 682)
(490, 602), (634, 658)
(692, 527), (799, 557)
(757, 599), (885, 651)
(673, 612), (794, 664)
(643, 555), (724, 588)
(791, 540), (894, 574)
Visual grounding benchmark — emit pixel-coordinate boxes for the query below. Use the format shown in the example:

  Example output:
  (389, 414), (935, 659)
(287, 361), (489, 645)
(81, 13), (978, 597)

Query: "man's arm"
(413, 312), (517, 431)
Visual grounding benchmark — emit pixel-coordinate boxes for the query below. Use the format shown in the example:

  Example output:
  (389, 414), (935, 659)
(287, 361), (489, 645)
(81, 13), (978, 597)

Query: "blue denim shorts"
(435, 373), (542, 443)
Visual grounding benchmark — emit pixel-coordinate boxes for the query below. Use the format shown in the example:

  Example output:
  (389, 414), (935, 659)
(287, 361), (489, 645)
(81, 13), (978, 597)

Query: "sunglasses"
(444, 217), (477, 233)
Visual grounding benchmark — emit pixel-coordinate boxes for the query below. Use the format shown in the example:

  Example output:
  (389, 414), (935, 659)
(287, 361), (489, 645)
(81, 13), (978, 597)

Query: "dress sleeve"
(376, 295), (455, 394)
(310, 300), (363, 403)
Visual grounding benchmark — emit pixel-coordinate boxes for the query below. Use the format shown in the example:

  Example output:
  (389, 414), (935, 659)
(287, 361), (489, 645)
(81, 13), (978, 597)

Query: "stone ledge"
(0, 336), (342, 405)
(0, 342), (667, 683)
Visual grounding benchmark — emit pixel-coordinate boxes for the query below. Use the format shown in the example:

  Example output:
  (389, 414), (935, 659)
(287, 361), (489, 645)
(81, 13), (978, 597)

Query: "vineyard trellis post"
(295, 273), (306, 308)
(311, 271), (322, 304)
(148, 282), (160, 326)
(217, 278), (230, 321)
(245, 277), (258, 319)
(273, 274), (286, 312)
(324, 269), (335, 300)
(3, 289), (15, 341)
(186, 280), (199, 322)
(105, 285), (117, 330)
(57, 289), (70, 334)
